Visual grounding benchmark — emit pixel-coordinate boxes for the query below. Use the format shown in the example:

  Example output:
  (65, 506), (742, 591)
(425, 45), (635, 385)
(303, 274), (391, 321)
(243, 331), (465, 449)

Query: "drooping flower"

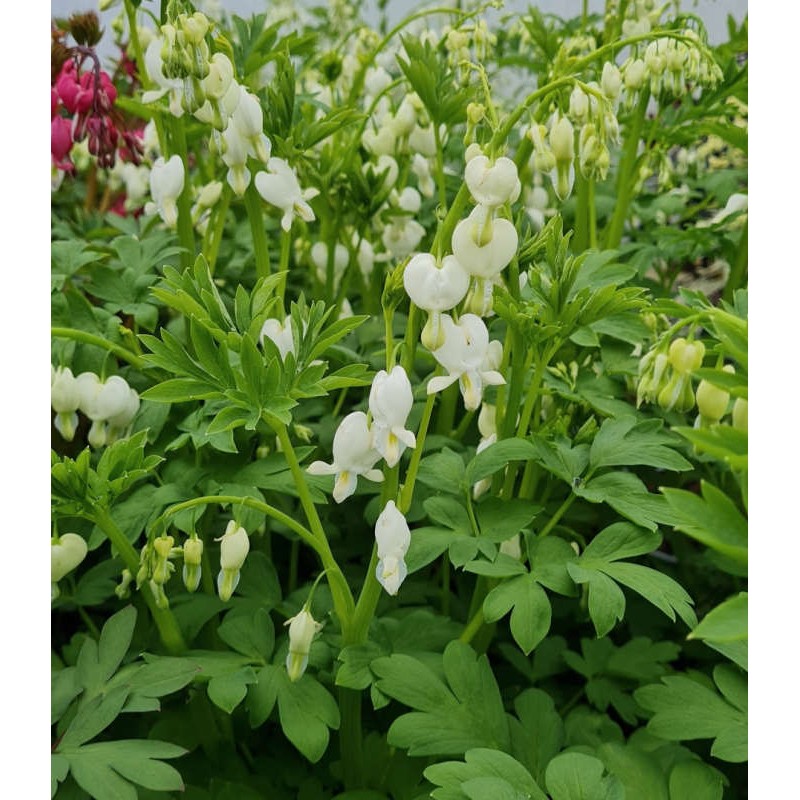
(374, 501), (411, 596)
(216, 520), (250, 601)
(51, 366), (81, 441)
(182, 536), (203, 593)
(427, 314), (505, 411)
(451, 205), (519, 280)
(464, 154), (521, 207)
(51, 533), (88, 600)
(255, 158), (319, 231)
(148, 155), (185, 227)
(76, 373), (139, 448)
(369, 366), (416, 467)
(307, 411), (383, 502)
(260, 316), (295, 361)
(285, 608), (322, 682)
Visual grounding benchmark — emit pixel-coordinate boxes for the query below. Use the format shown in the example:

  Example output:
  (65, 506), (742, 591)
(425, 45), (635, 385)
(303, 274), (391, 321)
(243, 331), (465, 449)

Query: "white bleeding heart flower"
(374, 501), (411, 596)
(549, 114), (575, 201)
(142, 37), (184, 116)
(260, 316), (295, 360)
(403, 253), (470, 312)
(148, 155), (185, 227)
(51, 533), (88, 600)
(76, 374), (137, 448)
(285, 608), (322, 682)
(307, 411), (383, 503)
(411, 154), (435, 198)
(51, 366), (81, 441)
(221, 123), (253, 195)
(255, 158), (319, 231)
(216, 520), (250, 601)
(464, 155), (521, 207)
(382, 217), (426, 259)
(369, 366), (416, 467)
(403, 252), (471, 349)
(395, 187), (422, 214)
(451, 205), (518, 279)
(427, 314), (506, 411)
(311, 242), (350, 288)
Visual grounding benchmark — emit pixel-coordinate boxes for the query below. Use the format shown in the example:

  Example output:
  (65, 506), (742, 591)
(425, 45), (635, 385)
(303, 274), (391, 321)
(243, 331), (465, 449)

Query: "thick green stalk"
(244, 183), (271, 279)
(164, 119), (195, 270)
(588, 178), (598, 249)
(723, 221), (747, 303)
(538, 494), (578, 539)
(52, 328), (146, 370)
(573, 170), (590, 252)
(278, 228), (292, 309)
(338, 687), (365, 789)
(92, 507), (186, 654)
(604, 90), (649, 249)
(203, 184), (232, 276)
(398, 390), (437, 514)
(272, 424), (356, 625)
(433, 121), (448, 211)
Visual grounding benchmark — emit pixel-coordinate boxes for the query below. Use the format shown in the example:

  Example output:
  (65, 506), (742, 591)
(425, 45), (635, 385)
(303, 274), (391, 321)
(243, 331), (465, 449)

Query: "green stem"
(435, 383), (458, 436)
(574, 170), (589, 252)
(51, 327), (147, 370)
(398, 389), (437, 514)
(587, 177), (598, 249)
(400, 302), (420, 375)
(722, 221), (747, 303)
(538, 494), (577, 539)
(244, 183), (271, 279)
(273, 424), (356, 625)
(164, 119), (195, 270)
(604, 89), (650, 249)
(433, 121), (448, 211)
(203, 184), (232, 276)
(338, 687), (365, 789)
(92, 507), (186, 654)
(159, 494), (319, 552)
(459, 607), (485, 644)
(277, 227), (292, 310)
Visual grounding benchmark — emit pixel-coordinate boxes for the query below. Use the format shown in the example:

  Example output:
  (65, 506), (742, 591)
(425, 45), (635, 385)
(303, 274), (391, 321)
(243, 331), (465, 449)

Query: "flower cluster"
(308, 365), (416, 502)
(51, 367), (140, 447)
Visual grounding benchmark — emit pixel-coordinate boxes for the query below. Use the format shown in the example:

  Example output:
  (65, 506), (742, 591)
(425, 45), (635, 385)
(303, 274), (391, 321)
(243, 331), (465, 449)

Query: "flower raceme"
(427, 314), (505, 411)
(307, 411), (383, 503)
(374, 501), (412, 596)
(368, 366), (416, 468)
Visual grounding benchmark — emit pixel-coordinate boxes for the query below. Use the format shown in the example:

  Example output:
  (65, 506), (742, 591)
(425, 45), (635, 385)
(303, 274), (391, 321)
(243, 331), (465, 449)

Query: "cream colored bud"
(285, 609), (322, 682)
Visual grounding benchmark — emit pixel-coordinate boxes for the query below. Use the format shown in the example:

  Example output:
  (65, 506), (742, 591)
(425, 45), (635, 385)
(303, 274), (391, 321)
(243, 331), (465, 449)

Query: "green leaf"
(689, 592), (747, 644)
(96, 606), (137, 686)
(545, 752), (624, 800)
(595, 742), (669, 800)
(575, 472), (678, 530)
(58, 686), (130, 749)
(208, 668), (258, 714)
(475, 498), (541, 542)
(589, 417), (692, 472)
(417, 448), (466, 494)
(465, 439), (538, 486)
(425, 748), (547, 800)
(661, 482), (747, 565)
(483, 574), (552, 654)
(406, 526), (461, 573)
(217, 608), (276, 661)
(509, 689), (564, 786)
(373, 641), (510, 756)
(634, 673), (747, 762)
(672, 425), (747, 469)
(141, 377), (221, 403)
(668, 760), (724, 800)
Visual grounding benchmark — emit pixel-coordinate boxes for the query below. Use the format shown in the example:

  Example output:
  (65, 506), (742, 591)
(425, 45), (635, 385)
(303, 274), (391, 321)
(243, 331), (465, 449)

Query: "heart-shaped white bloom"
(310, 242), (350, 288)
(255, 158), (319, 232)
(382, 218), (426, 259)
(149, 155), (185, 226)
(307, 411), (383, 503)
(374, 501), (411, 596)
(260, 316), (295, 360)
(464, 155), (521, 207)
(427, 314), (506, 410)
(403, 253), (470, 312)
(285, 608), (322, 682)
(451, 206), (518, 279)
(51, 533), (88, 583)
(411, 154), (434, 198)
(203, 53), (235, 100)
(230, 90), (271, 163)
(51, 367), (81, 439)
(369, 366), (417, 467)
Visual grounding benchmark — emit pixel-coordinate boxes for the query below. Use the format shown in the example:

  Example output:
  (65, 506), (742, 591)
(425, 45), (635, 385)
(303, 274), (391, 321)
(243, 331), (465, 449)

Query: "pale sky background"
(52, 0), (748, 56)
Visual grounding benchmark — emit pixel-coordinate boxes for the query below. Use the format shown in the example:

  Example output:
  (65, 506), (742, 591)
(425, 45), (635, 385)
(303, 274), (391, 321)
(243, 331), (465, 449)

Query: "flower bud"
(182, 537), (203, 593)
(668, 338), (705, 374)
(623, 58), (647, 91)
(152, 535), (175, 585)
(696, 365), (734, 423)
(285, 608), (322, 682)
(216, 521), (250, 601)
(732, 397), (747, 432)
(115, 568), (133, 600)
(374, 501), (411, 596)
(601, 62), (622, 100)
